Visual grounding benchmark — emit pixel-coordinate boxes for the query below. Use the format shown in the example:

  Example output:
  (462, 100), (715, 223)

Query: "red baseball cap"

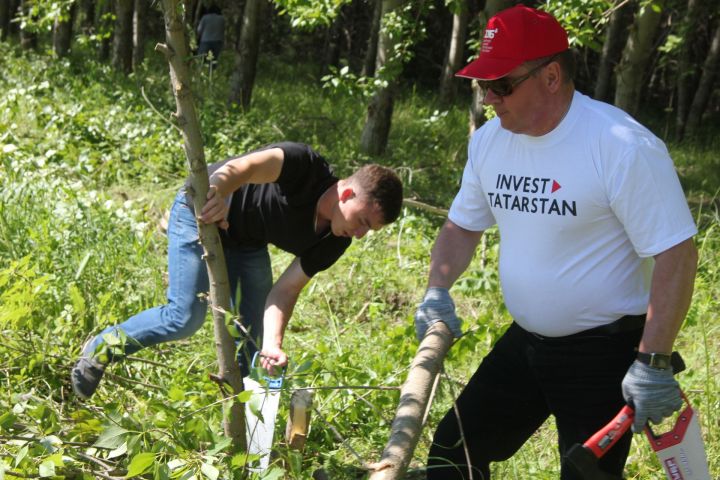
(456, 5), (568, 80)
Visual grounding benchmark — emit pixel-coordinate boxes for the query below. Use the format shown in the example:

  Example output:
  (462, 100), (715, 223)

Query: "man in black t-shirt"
(72, 142), (403, 399)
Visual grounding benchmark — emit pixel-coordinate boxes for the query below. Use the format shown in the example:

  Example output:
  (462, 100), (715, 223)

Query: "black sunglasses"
(477, 55), (559, 97)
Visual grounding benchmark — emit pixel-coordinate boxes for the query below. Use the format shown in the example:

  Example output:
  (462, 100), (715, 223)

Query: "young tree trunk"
(469, 0), (512, 132)
(360, 0), (405, 156)
(79, 0), (95, 34)
(98, 0), (112, 61)
(593, 1), (634, 102)
(322, 8), (344, 76)
(361, 0), (382, 77)
(614, 0), (663, 116)
(675, 0), (702, 140)
(112, 0), (134, 74)
(684, 22), (720, 138)
(228, 0), (266, 110)
(157, 0), (247, 452)
(438, 0), (469, 106)
(132, 0), (147, 70)
(19, 0), (37, 50)
(53, 2), (77, 57)
(0, 0), (10, 41)
(368, 322), (453, 480)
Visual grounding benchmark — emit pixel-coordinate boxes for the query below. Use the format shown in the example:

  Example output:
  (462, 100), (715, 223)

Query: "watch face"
(638, 352), (672, 369)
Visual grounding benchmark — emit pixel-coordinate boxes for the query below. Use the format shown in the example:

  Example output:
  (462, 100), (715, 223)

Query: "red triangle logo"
(552, 180), (561, 193)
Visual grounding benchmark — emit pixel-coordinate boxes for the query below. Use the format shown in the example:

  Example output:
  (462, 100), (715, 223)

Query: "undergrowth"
(0, 41), (718, 479)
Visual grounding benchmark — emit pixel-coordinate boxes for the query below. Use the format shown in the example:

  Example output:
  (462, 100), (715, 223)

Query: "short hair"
(525, 49), (576, 84)
(347, 165), (403, 224)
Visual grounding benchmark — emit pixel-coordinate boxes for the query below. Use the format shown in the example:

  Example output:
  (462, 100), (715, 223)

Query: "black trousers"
(427, 317), (645, 479)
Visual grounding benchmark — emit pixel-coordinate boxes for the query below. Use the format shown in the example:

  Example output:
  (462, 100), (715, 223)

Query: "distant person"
(72, 142), (403, 400)
(197, 5), (225, 66)
(413, 5), (698, 479)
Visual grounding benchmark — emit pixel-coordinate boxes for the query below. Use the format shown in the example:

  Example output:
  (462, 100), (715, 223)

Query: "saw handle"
(584, 404), (635, 458)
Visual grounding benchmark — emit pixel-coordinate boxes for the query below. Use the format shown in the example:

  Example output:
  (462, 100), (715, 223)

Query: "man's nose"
(482, 87), (502, 105)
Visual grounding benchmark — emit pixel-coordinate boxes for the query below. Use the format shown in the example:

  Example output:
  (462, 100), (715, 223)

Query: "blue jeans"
(85, 190), (273, 376)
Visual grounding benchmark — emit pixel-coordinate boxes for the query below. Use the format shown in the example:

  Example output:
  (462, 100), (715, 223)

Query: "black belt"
(526, 314), (646, 341)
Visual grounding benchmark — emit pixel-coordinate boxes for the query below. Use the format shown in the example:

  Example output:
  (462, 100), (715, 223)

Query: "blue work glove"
(621, 360), (683, 433)
(414, 287), (463, 340)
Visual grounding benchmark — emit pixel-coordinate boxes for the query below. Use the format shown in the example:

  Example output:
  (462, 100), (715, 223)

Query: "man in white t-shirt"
(414, 5), (698, 479)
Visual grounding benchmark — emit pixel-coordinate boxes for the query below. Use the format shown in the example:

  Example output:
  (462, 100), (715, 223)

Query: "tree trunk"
(157, 0), (247, 452)
(438, 0), (469, 106)
(675, 0), (702, 140)
(362, 0), (382, 77)
(322, 9), (344, 76)
(98, 0), (112, 61)
(360, 0), (405, 156)
(0, 0), (10, 41)
(614, 0), (664, 116)
(19, 0), (37, 50)
(79, 0), (95, 34)
(53, 2), (77, 57)
(368, 322), (453, 480)
(228, 0), (266, 110)
(593, 1), (634, 102)
(132, 0), (147, 70)
(469, 0), (512, 132)
(684, 22), (720, 138)
(112, 0), (134, 73)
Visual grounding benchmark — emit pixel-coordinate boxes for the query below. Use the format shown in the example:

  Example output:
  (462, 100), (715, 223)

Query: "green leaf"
(200, 462), (219, 480)
(39, 460), (55, 477)
(125, 452), (155, 478)
(238, 390), (253, 403)
(93, 424), (129, 449)
(260, 466), (285, 480)
(0, 412), (17, 431)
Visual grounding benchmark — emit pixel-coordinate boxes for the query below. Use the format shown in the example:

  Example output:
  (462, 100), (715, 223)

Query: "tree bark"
(362, 0), (382, 77)
(439, 0), (469, 106)
(112, 0), (134, 73)
(684, 21), (720, 138)
(228, 0), (266, 110)
(360, 0), (405, 156)
(53, 1), (77, 57)
(158, 0), (247, 452)
(593, 1), (634, 102)
(675, 0), (702, 140)
(132, 0), (147, 70)
(98, 0), (112, 61)
(19, 0), (37, 50)
(614, 0), (664, 116)
(322, 8), (344, 76)
(0, 0), (10, 41)
(79, 0), (95, 34)
(368, 322), (453, 480)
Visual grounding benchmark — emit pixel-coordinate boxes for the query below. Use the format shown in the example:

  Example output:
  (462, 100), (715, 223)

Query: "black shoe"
(71, 357), (106, 400)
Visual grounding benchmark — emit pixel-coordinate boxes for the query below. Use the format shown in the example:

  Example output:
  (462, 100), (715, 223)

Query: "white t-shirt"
(448, 91), (697, 336)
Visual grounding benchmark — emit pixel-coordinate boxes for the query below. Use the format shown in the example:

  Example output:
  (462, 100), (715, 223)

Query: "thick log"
(157, 0), (246, 451)
(368, 322), (453, 480)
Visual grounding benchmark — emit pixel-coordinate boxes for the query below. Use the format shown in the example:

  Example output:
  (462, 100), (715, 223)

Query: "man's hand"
(622, 360), (683, 433)
(199, 185), (230, 230)
(414, 287), (462, 340)
(259, 346), (288, 377)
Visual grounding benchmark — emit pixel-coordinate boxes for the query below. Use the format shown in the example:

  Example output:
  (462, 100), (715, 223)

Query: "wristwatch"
(636, 352), (672, 370)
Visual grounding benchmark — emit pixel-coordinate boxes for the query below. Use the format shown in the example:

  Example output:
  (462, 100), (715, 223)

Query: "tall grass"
(0, 41), (718, 479)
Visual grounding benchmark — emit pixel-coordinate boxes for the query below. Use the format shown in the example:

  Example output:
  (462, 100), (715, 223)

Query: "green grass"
(1, 41), (718, 479)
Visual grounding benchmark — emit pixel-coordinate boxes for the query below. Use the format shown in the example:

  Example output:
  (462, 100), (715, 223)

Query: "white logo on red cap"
(484, 28), (498, 39)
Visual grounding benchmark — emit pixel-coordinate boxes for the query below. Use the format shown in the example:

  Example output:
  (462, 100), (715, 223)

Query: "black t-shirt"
(207, 142), (351, 277)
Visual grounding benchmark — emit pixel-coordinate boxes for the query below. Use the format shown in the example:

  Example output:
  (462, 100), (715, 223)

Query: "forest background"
(0, 0), (718, 478)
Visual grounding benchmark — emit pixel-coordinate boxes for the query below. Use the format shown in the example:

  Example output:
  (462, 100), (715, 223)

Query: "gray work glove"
(414, 287), (462, 340)
(621, 360), (683, 433)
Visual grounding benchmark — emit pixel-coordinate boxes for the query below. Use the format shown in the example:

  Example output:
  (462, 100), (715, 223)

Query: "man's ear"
(339, 187), (355, 202)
